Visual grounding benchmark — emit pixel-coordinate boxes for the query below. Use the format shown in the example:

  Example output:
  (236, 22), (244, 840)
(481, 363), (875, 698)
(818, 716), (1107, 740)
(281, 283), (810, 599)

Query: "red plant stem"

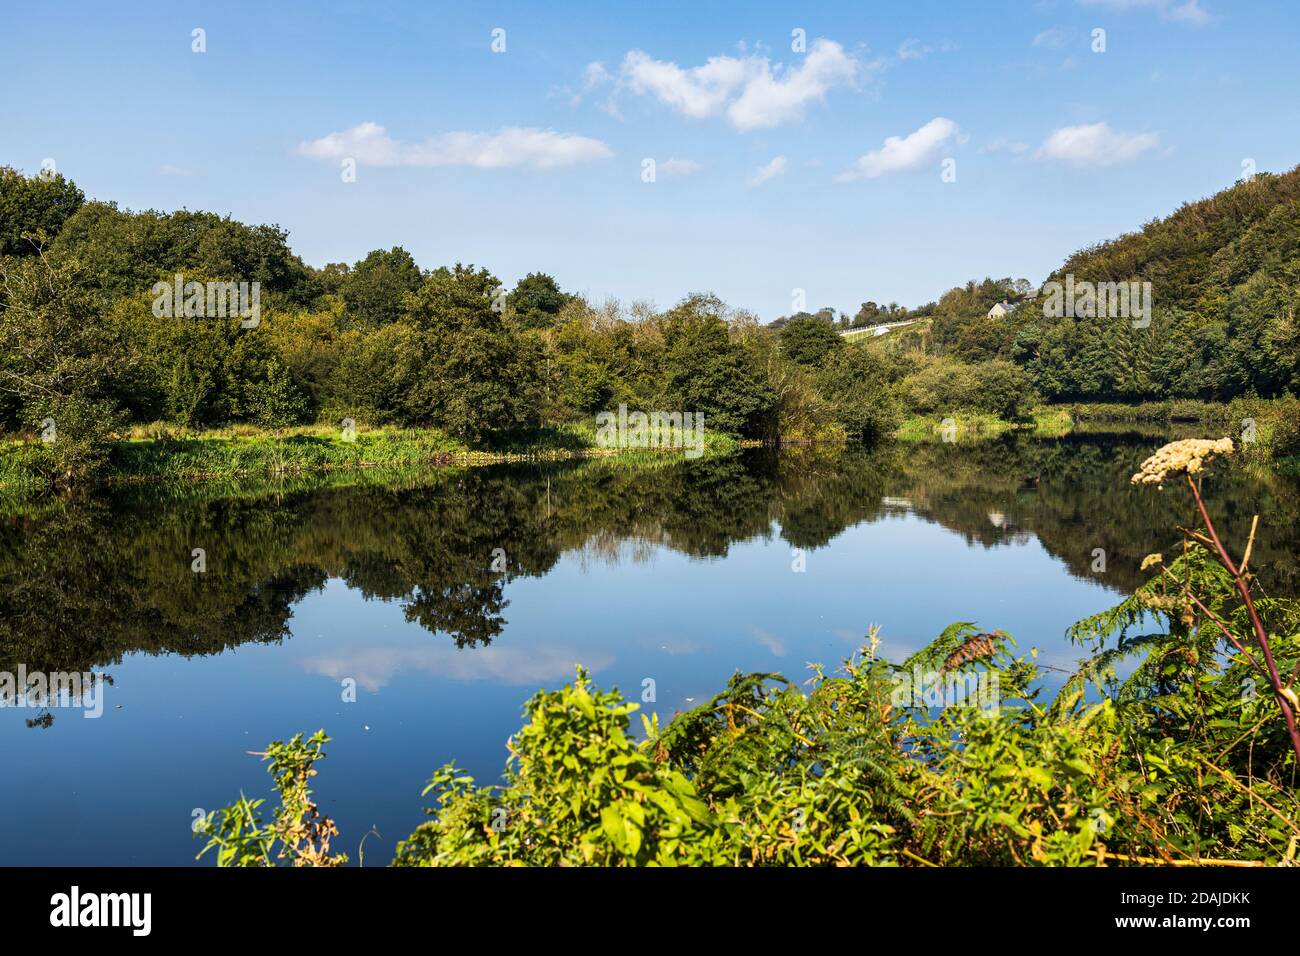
(1186, 474), (1300, 769)
(1166, 573), (1267, 680)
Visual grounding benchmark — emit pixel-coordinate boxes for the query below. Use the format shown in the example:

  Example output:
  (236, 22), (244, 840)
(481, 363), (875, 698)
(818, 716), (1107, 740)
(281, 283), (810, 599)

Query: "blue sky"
(3, 0), (1297, 318)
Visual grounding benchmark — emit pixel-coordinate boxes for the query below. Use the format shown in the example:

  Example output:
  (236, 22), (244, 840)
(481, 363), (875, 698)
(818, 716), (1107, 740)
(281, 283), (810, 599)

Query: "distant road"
(839, 319), (924, 338)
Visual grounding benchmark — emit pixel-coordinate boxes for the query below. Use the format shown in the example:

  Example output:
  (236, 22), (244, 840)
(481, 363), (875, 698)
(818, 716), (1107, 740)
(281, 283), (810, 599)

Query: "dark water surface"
(3, 435), (1297, 865)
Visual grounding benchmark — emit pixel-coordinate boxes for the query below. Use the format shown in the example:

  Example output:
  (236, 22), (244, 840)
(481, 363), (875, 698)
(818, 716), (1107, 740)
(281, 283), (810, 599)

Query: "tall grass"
(0, 420), (745, 511)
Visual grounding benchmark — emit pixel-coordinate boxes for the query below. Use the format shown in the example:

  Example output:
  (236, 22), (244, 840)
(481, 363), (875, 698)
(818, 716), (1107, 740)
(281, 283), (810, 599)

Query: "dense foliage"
(5, 163), (1298, 489)
(0, 167), (84, 257)
(892, 168), (1300, 404)
(0, 168), (908, 488)
(753, 166), (1297, 438)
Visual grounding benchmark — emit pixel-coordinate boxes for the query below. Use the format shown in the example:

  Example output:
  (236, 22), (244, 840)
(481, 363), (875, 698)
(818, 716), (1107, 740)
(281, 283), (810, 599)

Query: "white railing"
(839, 318), (923, 338)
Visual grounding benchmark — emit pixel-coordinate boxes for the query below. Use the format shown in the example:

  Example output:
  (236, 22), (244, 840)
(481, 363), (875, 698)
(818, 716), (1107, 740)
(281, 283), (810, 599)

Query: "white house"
(989, 288), (1039, 319)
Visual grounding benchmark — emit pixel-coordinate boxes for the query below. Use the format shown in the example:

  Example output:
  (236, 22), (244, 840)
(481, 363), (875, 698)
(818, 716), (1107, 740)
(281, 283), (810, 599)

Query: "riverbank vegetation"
(895, 407), (1074, 443)
(195, 441), (1300, 866)
(0, 420), (741, 493)
(0, 165), (889, 489)
(4, 165), (1298, 491)
(840, 167), (1300, 465)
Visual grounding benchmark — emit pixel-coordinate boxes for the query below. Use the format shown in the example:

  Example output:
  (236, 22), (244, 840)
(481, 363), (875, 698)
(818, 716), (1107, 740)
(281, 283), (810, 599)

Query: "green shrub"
(966, 359), (1039, 421)
(895, 357), (1037, 422)
(196, 731), (347, 867)
(895, 357), (979, 414)
(394, 670), (725, 865)
(778, 316), (843, 367)
(816, 345), (899, 440)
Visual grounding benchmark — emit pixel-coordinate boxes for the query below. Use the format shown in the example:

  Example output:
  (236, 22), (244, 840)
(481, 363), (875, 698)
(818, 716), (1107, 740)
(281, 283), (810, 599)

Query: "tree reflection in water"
(3, 433), (1297, 726)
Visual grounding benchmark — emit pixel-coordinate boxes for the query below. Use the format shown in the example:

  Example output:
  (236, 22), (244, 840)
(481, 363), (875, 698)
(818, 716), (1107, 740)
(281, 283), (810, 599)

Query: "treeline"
(901, 167), (1300, 404)
(5, 162), (1297, 483)
(0, 167), (921, 483)
(782, 167), (1300, 431)
(770, 161), (1300, 452)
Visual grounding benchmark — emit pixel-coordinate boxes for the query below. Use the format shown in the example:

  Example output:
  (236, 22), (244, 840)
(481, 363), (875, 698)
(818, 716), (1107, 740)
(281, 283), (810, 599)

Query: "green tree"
(340, 247), (423, 328)
(223, 330), (315, 427)
(853, 300), (881, 327)
(658, 295), (774, 437)
(968, 359), (1039, 421)
(778, 315), (843, 366)
(548, 306), (648, 415)
(398, 264), (544, 442)
(895, 357), (980, 414)
(508, 272), (571, 329)
(816, 345), (899, 440)
(103, 286), (313, 428)
(0, 253), (126, 481)
(48, 202), (315, 306)
(0, 167), (85, 256)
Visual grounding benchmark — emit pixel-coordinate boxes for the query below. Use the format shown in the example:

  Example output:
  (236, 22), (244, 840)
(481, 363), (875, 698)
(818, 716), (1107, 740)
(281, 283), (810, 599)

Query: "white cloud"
(621, 50), (748, 119)
(838, 117), (962, 181)
(298, 122), (612, 170)
(729, 41), (861, 130)
(897, 38), (957, 61)
(561, 61), (618, 112)
(302, 644), (613, 692)
(1077, 0), (1212, 25)
(749, 155), (787, 186)
(157, 164), (193, 176)
(751, 627), (786, 656)
(1166, 0), (1212, 24)
(1036, 122), (1159, 165)
(579, 61), (618, 111)
(897, 38), (932, 60)
(583, 61), (613, 88)
(1033, 27), (1069, 48)
(618, 39), (862, 131)
(659, 157), (702, 176)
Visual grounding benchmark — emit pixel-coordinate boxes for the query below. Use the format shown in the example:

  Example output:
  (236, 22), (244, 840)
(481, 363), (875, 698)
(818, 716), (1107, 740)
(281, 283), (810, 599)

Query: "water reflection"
(3, 433), (1298, 722)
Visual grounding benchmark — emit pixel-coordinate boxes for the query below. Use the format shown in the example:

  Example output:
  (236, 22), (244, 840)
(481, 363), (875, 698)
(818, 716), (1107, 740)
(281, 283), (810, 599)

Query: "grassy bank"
(4, 395), (1293, 498)
(895, 407), (1073, 442)
(0, 421), (744, 500)
(894, 398), (1299, 465)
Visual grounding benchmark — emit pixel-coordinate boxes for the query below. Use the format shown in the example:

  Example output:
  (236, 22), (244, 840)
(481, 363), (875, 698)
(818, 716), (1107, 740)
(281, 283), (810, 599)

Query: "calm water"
(3, 434), (1297, 865)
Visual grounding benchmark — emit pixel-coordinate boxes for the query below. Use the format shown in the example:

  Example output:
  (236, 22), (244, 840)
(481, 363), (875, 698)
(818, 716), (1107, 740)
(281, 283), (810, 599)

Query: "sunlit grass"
(0, 419), (745, 508)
